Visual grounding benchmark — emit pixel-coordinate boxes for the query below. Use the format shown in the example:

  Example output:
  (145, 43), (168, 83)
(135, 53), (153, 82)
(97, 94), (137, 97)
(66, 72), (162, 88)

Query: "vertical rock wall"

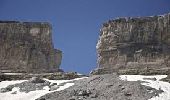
(94, 13), (170, 75)
(0, 21), (62, 73)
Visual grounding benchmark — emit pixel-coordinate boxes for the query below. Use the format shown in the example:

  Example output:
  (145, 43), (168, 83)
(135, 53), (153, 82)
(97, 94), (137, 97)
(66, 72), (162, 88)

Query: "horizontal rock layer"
(0, 21), (62, 73)
(94, 13), (170, 75)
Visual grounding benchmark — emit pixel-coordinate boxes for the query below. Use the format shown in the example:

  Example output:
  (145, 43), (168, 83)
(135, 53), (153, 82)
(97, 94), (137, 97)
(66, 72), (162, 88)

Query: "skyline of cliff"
(0, 0), (170, 74)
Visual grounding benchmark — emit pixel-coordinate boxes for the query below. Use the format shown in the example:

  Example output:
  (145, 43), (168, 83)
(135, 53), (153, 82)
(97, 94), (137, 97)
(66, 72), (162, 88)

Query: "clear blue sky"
(0, 0), (170, 74)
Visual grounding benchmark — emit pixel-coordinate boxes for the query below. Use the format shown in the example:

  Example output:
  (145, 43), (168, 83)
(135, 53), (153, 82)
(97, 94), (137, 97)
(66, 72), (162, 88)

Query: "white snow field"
(0, 77), (86, 100)
(120, 75), (170, 100)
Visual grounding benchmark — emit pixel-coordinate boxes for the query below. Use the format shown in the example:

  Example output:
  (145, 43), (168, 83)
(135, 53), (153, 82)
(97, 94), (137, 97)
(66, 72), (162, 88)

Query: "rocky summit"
(0, 21), (62, 73)
(93, 13), (170, 75)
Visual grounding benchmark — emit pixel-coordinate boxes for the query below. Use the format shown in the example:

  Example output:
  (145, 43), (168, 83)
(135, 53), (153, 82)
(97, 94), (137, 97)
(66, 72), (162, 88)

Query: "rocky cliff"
(93, 13), (170, 75)
(0, 21), (62, 73)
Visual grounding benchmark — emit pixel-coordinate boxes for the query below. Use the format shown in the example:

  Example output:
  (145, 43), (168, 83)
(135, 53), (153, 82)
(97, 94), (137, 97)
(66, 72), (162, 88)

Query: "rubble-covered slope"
(37, 74), (162, 100)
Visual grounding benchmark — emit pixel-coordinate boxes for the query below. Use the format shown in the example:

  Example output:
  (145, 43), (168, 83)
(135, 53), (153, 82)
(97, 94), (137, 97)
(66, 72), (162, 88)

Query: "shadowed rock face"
(94, 13), (170, 75)
(0, 21), (62, 73)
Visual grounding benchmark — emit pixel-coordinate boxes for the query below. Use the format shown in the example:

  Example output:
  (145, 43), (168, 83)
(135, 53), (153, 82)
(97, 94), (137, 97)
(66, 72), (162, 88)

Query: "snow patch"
(0, 80), (26, 89)
(4, 73), (23, 75)
(0, 77), (87, 100)
(119, 75), (170, 100)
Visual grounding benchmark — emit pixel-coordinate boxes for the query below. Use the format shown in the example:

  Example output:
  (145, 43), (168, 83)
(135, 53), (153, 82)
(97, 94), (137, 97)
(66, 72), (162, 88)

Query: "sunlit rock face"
(94, 13), (170, 75)
(0, 21), (62, 73)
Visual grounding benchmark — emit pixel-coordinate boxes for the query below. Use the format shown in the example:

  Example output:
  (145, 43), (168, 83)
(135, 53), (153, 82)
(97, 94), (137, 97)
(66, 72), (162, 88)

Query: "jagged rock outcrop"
(93, 13), (170, 75)
(0, 21), (62, 73)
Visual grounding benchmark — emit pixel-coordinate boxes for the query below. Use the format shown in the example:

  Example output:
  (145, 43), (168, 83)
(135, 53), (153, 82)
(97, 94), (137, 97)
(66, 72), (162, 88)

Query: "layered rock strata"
(0, 21), (62, 73)
(94, 13), (170, 75)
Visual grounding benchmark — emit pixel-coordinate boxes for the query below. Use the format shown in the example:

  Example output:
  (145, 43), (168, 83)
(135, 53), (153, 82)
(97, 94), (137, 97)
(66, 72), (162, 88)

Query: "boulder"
(29, 77), (45, 83)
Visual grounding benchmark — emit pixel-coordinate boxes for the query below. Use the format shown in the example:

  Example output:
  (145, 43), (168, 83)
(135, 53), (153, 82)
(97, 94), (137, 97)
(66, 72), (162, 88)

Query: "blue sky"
(0, 0), (170, 74)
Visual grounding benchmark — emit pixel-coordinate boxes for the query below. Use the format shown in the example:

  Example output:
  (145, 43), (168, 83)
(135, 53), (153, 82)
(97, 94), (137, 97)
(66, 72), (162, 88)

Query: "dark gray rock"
(0, 21), (62, 73)
(29, 77), (45, 83)
(94, 13), (170, 75)
(11, 91), (17, 94)
(0, 79), (51, 93)
(45, 72), (82, 80)
(75, 89), (91, 96)
(37, 74), (163, 100)
(0, 85), (14, 93)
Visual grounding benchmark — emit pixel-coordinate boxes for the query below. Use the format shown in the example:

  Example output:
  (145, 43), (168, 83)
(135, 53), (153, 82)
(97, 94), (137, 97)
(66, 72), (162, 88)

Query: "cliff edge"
(92, 13), (170, 75)
(0, 21), (62, 73)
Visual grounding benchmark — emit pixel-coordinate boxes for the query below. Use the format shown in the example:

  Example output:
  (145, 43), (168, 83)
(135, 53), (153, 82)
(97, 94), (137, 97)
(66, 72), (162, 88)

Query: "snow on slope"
(0, 77), (86, 100)
(1, 76), (169, 100)
(0, 80), (26, 89)
(120, 75), (170, 100)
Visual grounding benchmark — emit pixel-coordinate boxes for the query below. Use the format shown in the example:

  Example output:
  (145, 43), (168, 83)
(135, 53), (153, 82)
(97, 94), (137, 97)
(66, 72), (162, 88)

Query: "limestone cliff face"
(0, 21), (62, 73)
(94, 13), (170, 74)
